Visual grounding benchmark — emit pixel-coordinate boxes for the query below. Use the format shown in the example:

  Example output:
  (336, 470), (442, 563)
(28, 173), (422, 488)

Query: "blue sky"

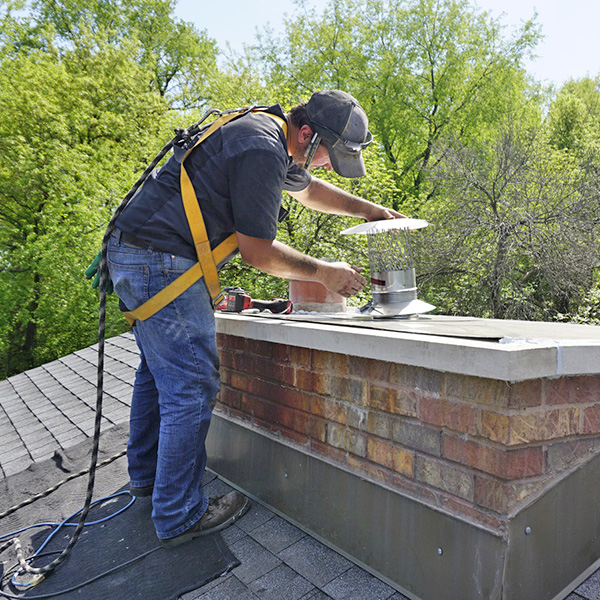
(174, 0), (600, 88)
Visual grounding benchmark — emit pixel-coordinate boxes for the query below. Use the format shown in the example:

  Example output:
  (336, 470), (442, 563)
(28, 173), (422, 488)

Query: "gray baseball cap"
(306, 90), (373, 178)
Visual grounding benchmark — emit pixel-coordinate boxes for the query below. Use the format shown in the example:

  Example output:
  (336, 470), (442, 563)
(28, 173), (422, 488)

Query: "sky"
(173, 0), (600, 88)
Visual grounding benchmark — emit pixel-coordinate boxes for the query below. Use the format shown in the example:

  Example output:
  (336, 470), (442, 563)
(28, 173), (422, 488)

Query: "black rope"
(5, 106), (228, 581)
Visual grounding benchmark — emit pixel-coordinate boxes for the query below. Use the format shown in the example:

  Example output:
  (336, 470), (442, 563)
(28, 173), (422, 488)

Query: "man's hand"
(316, 261), (367, 297)
(365, 205), (405, 221)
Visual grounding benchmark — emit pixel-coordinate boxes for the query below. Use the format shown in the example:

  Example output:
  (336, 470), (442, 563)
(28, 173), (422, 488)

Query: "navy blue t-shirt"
(116, 105), (311, 263)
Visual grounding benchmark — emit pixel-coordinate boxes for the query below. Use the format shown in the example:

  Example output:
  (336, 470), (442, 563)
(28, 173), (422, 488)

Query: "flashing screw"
(284, 473), (288, 478)
(525, 527), (532, 535)
(437, 548), (443, 556)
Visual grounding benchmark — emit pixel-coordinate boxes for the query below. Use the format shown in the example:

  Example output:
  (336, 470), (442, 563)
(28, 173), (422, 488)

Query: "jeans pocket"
(108, 258), (150, 311)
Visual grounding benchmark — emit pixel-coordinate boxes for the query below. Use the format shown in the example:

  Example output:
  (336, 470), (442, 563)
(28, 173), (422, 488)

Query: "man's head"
(288, 90), (372, 178)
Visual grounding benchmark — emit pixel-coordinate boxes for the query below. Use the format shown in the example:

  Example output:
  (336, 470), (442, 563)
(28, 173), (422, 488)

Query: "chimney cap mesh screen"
(367, 228), (413, 272)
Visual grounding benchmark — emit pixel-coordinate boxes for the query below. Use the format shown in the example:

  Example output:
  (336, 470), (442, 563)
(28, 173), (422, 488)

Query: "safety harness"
(121, 107), (288, 326)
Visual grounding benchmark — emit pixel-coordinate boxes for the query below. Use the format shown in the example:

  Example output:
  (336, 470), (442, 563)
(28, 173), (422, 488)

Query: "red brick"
(240, 395), (267, 420)
(544, 377), (571, 406)
(346, 455), (392, 486)
(479, 410), (510, 444)
(546, 375), (600, 405)
(272, 343), (289, 363)
(219, 349), (235, 369)
(219, 367), (231, 386)
(230, 371), (253, 394)
(394, 389), (419, 417)
(392, 418), (441, 456)
(218, 386), (242, 410)
(442, 434), (544, 479)
(296, 368), (329, 394)
(420, 395), (477, 436)
(344, 404), (368, 430)
(367, 437), (414, 476)
(329, 376), (367, 406)
(307, 416), (327, 442)
(475, 475), (545, 513)
(582, 405), (600, 434)
(415, 456), (474, 501)
(252, 355), (288, 382)
(366, 411), (392, 439)
(510, 408), (579, 444)
(311, 438), (348, 464)
(546, 437), (600, 472)
(252, 379), (309, 412)
(312, 350), (347, 375)
(369, 385), (418, 417)
(217, 334), (245, 351)
(253, 416), (309, 446)
(243, 396), (308, 436)
(369, 385), (394, 412)
(310, 397), (346, 425)
(327, 423), (366, 457)
(248, 339), (273, 358)
(508, 379), (543, 408)
(233, 352), (253, 373)
(228, 404), (253, 424)
(480, 408), (580, 445)
(444, 373), (509, 408)
(288, 346), (311, 368)
(346, 356), (396, 383)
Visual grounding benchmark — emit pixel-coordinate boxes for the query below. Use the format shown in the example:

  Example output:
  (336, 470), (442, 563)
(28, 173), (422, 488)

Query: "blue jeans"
(107, 236), (220, 539)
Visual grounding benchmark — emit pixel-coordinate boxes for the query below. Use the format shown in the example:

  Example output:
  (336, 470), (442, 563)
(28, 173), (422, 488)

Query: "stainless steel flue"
(341, 218), (435, 318)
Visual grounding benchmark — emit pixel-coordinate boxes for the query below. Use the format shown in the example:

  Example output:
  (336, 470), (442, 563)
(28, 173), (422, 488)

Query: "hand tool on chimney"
(215, 287), (293, 314)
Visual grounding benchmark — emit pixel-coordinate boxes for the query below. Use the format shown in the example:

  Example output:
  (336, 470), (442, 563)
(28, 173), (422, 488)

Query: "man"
(107, 90), (402, 547)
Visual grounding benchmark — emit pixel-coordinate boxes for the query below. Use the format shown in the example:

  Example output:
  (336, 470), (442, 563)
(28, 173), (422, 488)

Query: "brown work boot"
(160, 491), (249, 548)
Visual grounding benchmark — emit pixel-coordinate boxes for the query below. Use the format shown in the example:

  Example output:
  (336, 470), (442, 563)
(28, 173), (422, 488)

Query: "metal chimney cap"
(341, 218), (428, 235)
(370, 298), (436, 318)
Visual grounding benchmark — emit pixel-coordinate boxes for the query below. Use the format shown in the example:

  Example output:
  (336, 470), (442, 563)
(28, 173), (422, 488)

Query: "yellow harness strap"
(122, 108), (287, 326)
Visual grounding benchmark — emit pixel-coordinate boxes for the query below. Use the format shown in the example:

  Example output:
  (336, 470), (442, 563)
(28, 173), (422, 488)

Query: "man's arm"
(236, 232), (366, 298)
(288, 177), (404, 221)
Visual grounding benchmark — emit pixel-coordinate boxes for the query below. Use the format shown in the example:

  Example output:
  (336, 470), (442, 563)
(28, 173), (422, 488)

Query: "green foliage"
(419, 117), (600, 320)
(547, 77), (600, 154)
(0, 15), (173, 377)
(254, 0), (542, 208)
(2, 0), (600, 379)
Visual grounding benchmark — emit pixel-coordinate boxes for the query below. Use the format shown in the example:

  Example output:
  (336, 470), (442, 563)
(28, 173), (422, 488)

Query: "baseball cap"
(305, 90), (373, 178)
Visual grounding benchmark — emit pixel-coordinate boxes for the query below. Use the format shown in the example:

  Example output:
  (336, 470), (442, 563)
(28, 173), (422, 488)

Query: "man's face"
(290, 125), (334, 172)
(291, 141), (333, 172)
(308, 143), (333, 171)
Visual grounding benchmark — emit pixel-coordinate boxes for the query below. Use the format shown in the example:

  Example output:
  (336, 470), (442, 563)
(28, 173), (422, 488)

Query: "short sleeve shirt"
(116, 104), (311, 263)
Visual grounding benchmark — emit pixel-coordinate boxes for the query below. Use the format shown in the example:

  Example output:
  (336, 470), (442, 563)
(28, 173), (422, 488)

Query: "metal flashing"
(208, 413), (600, 600)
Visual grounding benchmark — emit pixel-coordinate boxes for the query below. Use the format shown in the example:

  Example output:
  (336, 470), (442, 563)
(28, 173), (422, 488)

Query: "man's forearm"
(239, 237), (320, 280)
(289, 178), (403, 221)
(236, 233), (367, 297)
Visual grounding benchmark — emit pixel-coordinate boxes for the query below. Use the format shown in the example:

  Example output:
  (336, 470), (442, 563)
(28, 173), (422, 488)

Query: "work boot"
(160, 491), (249, 548)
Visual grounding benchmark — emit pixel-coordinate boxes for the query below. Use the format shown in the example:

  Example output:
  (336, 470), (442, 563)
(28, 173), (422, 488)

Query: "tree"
(254, 0), (542, 209)
(418, 117), (600, 319)
(547, 77), (600, 154)
(27, 0), (219, 107)
(0, 26), (171, 377)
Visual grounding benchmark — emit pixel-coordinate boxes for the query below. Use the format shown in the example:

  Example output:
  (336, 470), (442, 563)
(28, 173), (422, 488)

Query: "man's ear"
(298, 124), (314, 144)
